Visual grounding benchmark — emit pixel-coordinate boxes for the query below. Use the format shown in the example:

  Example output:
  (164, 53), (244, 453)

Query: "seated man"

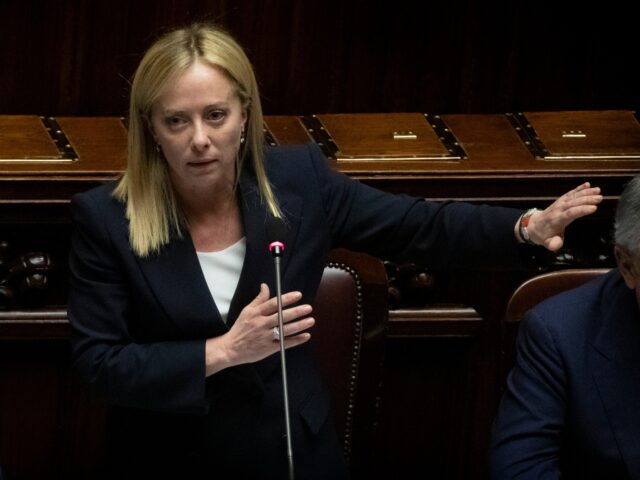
(490, 174), (640, 480)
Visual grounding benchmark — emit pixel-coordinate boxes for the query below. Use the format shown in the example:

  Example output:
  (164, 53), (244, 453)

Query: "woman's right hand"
(204, 283), (314, 376)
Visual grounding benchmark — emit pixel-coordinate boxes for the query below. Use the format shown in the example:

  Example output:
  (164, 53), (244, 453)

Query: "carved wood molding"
(0, 240), (54, 310)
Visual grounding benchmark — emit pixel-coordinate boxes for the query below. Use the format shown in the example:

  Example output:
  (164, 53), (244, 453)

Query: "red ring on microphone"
(269, 241), (284, 252)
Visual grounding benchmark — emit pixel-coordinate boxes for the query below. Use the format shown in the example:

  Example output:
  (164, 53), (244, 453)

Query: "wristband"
(519, 208), (541, 246)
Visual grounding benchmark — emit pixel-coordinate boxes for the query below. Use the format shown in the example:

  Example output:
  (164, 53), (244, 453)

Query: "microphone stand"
(272, 246), (295, 480)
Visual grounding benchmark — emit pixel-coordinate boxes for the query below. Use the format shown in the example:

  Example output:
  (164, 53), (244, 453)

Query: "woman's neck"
(181, 188), (244, 253)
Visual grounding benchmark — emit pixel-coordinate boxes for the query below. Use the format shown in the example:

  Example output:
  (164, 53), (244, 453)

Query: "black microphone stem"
(274, 255), (294, 480)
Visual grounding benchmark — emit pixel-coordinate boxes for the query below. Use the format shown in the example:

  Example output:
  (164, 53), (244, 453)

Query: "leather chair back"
(500, 268), (610, 385)
(311, 248), (388, 478)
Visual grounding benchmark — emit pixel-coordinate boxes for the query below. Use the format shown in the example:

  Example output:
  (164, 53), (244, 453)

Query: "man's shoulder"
(526, 269), (620, 335)
(535, 269), (618, 312)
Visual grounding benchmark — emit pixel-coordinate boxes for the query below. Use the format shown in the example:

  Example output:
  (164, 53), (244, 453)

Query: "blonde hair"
(114, 23), (281, 257)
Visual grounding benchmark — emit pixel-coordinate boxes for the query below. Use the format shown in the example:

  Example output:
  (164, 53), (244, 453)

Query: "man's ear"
(614, 245), (637, 290)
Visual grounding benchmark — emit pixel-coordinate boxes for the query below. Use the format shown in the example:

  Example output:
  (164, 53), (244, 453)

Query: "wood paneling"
(1, 0), (638, 117)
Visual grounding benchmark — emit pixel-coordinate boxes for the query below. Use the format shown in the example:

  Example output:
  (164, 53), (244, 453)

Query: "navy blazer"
(69, 143), (523, 478)
(491, 269), (640, 480)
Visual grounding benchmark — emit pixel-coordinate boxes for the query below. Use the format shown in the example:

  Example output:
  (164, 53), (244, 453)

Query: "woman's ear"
(615, 245), (638, 290)
(142, 114), (158, 142)
(240, 112), (247, 143)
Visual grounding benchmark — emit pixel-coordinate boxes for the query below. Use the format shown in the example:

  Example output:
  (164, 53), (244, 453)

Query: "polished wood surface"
(315, 113), (452, 159)
(526, 110), (640, 158)
(0, 116), (60, 159)
(0, 116), (126, 175)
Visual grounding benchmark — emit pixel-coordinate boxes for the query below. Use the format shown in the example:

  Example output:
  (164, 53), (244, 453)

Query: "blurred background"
(1, 0), (638, 117)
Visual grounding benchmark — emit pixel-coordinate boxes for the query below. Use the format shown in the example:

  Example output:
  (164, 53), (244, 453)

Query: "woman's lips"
(188, 159), (216, 167)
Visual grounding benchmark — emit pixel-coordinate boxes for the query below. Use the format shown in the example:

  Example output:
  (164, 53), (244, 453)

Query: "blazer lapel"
(227, 170), (303, 327)
(591, 274), (640, 478)
(228, 170), (303, 379)
(135, 232), (227, 339)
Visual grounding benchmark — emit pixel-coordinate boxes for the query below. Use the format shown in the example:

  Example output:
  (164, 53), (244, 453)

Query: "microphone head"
(266, 216), (286, 255)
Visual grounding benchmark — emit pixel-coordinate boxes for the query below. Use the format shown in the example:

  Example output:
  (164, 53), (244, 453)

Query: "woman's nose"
(191, 121), (211, 151)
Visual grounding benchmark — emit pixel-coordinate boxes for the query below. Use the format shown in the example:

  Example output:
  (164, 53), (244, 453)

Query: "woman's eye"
(165, 116), (186, 128)
(208, 110), (227, 122)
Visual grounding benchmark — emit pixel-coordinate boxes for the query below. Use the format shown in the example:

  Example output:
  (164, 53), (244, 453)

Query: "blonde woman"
(68, 23), (602, 479)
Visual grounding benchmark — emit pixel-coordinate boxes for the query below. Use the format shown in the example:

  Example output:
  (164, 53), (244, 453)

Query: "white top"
(196, 237), (246, 323)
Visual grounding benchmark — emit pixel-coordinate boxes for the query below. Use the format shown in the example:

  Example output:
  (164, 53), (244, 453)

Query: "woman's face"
(150, 60), (246, 197)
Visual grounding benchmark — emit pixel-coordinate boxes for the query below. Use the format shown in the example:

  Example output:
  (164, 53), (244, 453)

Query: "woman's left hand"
(525, 182), (603, 251)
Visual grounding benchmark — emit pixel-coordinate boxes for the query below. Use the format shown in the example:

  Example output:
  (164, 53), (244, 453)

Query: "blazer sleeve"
(305, 144), (525, 269)
(490, 309), (566, 480)
(68, 190), (209, 414)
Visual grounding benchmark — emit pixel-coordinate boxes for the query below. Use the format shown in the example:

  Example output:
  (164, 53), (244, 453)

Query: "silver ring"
(272, 326), (280, 341)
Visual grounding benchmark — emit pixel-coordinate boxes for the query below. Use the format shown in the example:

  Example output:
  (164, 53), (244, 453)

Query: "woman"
(68, 23), (602, 479)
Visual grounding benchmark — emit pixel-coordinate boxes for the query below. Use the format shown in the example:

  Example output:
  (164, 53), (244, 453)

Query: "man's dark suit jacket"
(491, 269), (640, 480)
(69, 143), (523, 479)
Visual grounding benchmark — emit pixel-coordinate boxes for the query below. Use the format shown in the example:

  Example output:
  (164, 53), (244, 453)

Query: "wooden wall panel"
(0, 341), (106, 480)
(1, 0), (638, 117)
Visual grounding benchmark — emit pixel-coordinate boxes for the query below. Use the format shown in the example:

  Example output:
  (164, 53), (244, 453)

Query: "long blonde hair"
(114, 23), (281, 257)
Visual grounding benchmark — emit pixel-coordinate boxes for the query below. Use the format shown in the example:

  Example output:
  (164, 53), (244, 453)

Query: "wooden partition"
(1, 111), (639, 479)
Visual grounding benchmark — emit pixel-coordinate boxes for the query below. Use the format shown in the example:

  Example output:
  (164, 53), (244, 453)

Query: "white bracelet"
(518, 208), (541, 245)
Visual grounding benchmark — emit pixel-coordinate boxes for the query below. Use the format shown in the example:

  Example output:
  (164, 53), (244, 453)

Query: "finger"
(556, 183), (589, 202)
(281, 313), (315, 334)
(566, 189), (602, 204)
(556, 204), (599, 226)
(543, 235), (564, 252)
(281, 304), (313, 324)
(264, 305), (313, 331)
(258, 291), (303, 315)
(556, 184), (599, 205)
(248, 283), (270, 306)
(567, 203), (599, 218)
(567, 182), (595, 195)
(545, 191), (601, 219)
(282, 332), (312, 349)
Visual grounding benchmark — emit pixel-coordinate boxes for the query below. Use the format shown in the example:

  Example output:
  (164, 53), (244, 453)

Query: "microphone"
(267, 216), (286, 257)
(266, 216), (294, 480)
